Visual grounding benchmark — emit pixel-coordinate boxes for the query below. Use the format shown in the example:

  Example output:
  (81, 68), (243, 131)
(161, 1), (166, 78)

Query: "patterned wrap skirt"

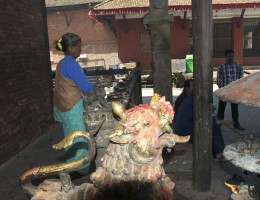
(53, 99), (90, 175)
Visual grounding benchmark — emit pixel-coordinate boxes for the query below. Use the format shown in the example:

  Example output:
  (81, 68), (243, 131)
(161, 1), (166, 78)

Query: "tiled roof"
(93, 0), (260, 11)
(45, 0), (104, 7)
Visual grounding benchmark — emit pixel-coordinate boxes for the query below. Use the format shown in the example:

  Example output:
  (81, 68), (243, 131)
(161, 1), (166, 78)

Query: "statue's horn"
(112, 101), (126, 119)
(171, 133), (190, 143)
(19, 130), (96, 197)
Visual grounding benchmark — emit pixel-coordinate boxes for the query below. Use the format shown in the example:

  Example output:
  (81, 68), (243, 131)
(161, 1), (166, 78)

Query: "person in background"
(174, 96), (232, 160)
(217, 49), (245, 130)
(163, 78), (193, 163)
(174, 96), (193, 142)
(173, 79), (193, 122)
(212, 106), (233, 161)
(53, 33), (94, 176)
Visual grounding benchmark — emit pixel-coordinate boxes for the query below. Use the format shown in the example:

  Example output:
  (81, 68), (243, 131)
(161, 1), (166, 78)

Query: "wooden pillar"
(149, 0), (173, 105)
(130, 68), (143, 107)
(231, 17), (244, 64)
(192, 0), (213, 191)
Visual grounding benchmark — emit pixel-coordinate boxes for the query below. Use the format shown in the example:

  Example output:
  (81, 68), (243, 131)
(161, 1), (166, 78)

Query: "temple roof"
(92, 0), (260, 15)
(45, 0), (104, 7)
(214, 72), (260, 107)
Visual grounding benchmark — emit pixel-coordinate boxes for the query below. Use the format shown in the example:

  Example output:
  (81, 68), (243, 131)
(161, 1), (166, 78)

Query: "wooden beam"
(182, 11), (187, 30)
(99, 16), (117, 37)
(192, 0), (213, 192)
(237, 9), (246, 27)
(123, 14), (128, 33)
(64, 11), (70, 27)
(129, 67), (143, 107)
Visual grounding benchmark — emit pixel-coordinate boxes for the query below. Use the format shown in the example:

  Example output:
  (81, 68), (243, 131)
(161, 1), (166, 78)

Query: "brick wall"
(170, 17), (190, 59)
(0, 0), (54, 165)
(232, 17), (244, 65)
(116, 17), (190, 70)
(117, 18), (152, 70)
(47, 9), (118, 69)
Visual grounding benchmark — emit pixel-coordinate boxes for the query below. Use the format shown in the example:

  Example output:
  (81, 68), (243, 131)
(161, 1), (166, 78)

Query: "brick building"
(0, 0), (53, 165)
(45, 0), (119, 70)
(91, 0), (260, 70)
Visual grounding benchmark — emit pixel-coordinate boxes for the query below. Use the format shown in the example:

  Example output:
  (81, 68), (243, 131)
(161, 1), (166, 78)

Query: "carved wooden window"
(189, 20), (231, 58)
(213, 20), (231, 58)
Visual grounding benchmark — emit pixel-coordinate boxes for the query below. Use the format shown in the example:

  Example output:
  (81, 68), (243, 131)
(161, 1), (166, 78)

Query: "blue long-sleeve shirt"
(174, 96), (193, 136)
(60, 55), (93, 93)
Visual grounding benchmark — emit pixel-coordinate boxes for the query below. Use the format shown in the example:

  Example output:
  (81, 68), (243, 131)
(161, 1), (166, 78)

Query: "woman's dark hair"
(184, 79), (193, 89)
(55, 33), (81, 52)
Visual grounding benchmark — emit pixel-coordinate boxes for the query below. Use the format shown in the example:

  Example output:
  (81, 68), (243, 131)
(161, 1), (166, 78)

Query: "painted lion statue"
(20, 94), (189, 200)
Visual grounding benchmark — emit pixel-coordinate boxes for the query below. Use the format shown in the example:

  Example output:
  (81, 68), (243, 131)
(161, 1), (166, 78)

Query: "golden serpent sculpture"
(19, 130), (96, 196)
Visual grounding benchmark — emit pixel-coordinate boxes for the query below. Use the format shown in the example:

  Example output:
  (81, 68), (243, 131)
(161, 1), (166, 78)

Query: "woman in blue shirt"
(53, 33), (93, 175)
